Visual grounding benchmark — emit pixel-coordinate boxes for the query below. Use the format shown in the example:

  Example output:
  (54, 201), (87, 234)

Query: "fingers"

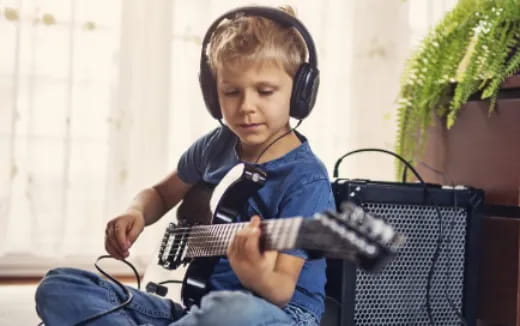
(244, 222), (260, 257)
(249, 215), (261, 227)
(105, 236), (124, 260)
(227, 216), (261, 259)
(114, 222), (130, 254)
(104, 222), (128, 259)
(127, 218), (144, 248)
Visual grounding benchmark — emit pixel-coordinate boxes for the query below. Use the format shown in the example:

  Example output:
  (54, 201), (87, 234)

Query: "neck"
(239, 131), (301, 164)
(182, 218), (304, 258)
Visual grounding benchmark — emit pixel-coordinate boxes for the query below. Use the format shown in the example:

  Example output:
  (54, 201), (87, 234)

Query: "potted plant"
(395, 2), (520, 324)
(395, 0), (520, 188)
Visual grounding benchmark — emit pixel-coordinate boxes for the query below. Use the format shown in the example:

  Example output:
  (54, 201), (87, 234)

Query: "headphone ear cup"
(290, 63), (320, 120)
(199, 64), (222, 120)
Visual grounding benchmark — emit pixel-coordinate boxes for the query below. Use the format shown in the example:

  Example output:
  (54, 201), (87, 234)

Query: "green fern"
(396, 0), (520, 179)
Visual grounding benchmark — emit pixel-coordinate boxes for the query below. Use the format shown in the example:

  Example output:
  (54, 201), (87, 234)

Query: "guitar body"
(179, 164), (267, 308)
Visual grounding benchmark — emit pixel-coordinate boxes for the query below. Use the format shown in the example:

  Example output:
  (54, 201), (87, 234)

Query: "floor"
(0, 284), (41, 325)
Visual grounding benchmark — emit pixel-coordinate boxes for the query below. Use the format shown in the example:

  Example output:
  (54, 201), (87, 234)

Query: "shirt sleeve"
(177, 127), (220, 184)
(277, 178), (336, 259)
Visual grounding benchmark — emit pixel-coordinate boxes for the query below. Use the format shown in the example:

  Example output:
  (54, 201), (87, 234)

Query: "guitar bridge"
(157, 222), (190, 269)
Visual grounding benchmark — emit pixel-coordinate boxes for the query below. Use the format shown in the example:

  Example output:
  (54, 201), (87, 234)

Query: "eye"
(222, 89), (239, 97)
(258, 89), (274, 96)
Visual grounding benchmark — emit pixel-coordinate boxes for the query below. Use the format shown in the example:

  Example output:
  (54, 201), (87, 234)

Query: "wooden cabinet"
(416, 79), (520, 325)
(477, 216), (520, 326)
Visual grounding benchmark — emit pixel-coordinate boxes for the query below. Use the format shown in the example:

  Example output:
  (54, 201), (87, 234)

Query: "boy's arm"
(227, 216), (304, 307)
(125, 170), (192, 226)
(145, 171), (193, 225)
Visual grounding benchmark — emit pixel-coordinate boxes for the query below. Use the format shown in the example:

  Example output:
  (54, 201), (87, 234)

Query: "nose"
(238, 90), (256, 114)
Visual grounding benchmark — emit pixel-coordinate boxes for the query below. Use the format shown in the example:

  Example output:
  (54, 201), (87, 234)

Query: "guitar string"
(164, 217), (301, 239)
(167, 216), (305, 233)
(164, 220), (295, 248)
(164, 217), (298, 242)
(163, 219), (299, 256)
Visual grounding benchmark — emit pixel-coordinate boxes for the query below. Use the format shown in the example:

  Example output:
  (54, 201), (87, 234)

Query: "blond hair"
(207, 6), (307, 78)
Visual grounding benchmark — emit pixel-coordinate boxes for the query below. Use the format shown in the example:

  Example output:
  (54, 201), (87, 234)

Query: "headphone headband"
(199, 6), (320, 120)
(200, 6), (318, 68)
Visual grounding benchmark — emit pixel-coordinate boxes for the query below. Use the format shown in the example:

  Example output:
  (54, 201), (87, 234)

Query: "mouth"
(238, 123), (263, 130)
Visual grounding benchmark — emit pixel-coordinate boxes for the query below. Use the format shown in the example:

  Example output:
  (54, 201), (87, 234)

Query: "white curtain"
(0, 0), (457, 275)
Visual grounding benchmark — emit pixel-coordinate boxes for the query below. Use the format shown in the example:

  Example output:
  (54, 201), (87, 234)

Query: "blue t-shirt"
(177, 126), (335, 321)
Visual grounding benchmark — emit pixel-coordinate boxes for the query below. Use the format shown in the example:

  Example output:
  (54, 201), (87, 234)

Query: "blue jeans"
(35, 268), (319, 326)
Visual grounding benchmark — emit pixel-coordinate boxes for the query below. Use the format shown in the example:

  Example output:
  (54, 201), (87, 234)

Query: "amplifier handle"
(332, 148), (424, 183)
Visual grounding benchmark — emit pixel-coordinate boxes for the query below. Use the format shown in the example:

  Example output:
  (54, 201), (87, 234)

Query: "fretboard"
(180, 217), (304, 258)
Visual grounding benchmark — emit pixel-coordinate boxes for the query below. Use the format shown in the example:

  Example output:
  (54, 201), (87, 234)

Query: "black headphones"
(199, 6), (320, 121)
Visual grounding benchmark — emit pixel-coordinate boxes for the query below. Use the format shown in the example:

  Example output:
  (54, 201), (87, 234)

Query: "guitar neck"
(182, 218), (304, 258)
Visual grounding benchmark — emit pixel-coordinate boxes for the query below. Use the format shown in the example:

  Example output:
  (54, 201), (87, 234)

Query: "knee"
(198, 291), (273, 320)
(202, 290), (251, 308)
(35, 268), (98, 308)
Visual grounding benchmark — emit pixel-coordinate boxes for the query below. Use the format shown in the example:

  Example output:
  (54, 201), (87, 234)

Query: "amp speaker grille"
(329, 180), (483, 326)
(354, 203), (466, 325)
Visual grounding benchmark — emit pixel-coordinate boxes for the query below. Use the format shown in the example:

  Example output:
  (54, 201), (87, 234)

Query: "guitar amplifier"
(327, 179), (484, 326)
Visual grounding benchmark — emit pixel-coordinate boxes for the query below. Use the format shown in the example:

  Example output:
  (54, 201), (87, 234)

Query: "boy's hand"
(227, 216), (278, 289)
(104, 209), (145, 260)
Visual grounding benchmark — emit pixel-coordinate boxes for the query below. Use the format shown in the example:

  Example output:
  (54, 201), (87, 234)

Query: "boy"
(35, 5), (335, 326)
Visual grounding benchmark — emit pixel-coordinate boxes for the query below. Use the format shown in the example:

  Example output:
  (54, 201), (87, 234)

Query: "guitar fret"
(289, 217), (298, 248)
(273, 221), (280, 248)
(278, 219), (285, 249)
(280, 220), (284, 248)
(270, 220), (277, 249)
(271, 221), (277, 248)
(288, 218), (295, 248)
(265, 222), (272, 248)
(280, 219), (286, 249)
(284, 218), (291, 249)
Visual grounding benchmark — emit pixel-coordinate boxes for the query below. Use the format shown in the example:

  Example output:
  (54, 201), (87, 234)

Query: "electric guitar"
(154, 163), (404, 308)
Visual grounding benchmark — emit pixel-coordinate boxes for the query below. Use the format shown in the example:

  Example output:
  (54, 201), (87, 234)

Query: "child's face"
(216, 60), (293, 154)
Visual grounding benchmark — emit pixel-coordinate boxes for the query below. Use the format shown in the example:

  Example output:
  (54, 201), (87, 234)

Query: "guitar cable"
(37, 255), (145, 326)
(408, 161), (467, 325)
(74, 255), (184, 325)
(75, 255), (140, 326)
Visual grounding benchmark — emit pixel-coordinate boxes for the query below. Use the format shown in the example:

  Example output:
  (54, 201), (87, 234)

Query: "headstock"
(297, 201), (404, 272)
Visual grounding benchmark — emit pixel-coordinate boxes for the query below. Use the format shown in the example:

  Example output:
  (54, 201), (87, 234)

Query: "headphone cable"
(254, 120), (303, 163)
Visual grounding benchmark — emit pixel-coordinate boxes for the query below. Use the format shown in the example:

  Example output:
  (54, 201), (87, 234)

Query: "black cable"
(442, 190), (468, 326)
(71, 255), (141, 326)
(159, 280), (183, 285)
(221, 119), (302, 164)
(401, 164), (409, 183)
(254, 120), (303, 163)
(406, 180), (440, 326)
(425, 201), (443, 326)
(324, 295), (342, 309)
(415, 167), (468, 325)
(332, 148), (424, 183)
